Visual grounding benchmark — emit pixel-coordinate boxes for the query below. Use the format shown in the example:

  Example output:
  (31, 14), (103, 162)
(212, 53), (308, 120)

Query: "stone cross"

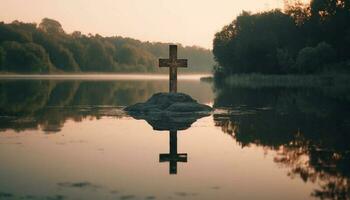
(159, 45), (188, 93)
(159, 130), (187, 174)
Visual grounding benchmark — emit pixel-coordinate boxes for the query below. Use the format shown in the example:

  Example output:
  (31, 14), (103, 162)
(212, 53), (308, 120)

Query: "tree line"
(0, 18), (214, 73)
(213, 0), (350, 76)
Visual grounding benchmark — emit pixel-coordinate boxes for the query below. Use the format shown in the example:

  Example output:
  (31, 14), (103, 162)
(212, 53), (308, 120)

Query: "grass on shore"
(220, 73), (350, 88)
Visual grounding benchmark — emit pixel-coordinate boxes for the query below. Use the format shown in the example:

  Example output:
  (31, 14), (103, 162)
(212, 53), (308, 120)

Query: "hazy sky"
(1, 0), (291, 48)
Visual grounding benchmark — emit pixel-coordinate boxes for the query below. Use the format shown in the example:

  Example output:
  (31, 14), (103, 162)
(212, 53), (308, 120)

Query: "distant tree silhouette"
(1, 41), (52, 72)
(0, 18), (214, 73)
(39, 18), (65, 35)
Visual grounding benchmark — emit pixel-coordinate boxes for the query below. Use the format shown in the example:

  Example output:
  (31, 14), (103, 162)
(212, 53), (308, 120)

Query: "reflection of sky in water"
(0, 77), (349, 200)
(0, 117), (315, 200)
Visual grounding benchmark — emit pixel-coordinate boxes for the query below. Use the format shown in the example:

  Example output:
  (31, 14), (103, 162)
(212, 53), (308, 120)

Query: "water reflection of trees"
(0, 79), (213, 133)
(0, 80), (168, 133)
(213, 86), (350, 200)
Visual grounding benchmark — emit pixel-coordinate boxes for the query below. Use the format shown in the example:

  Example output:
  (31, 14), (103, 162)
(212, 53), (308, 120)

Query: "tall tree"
(38, 18), (65, 35)
(213, 10), (299, 74)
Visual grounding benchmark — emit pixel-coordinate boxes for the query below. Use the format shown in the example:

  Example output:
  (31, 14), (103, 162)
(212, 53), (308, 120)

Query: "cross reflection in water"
(126, 108), (209, 175)
(159, 130), (187, 175)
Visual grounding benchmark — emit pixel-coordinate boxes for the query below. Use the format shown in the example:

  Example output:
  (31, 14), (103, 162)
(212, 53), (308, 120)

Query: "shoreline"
(0, 73), (212, 81)
(215, 73), (350, 88)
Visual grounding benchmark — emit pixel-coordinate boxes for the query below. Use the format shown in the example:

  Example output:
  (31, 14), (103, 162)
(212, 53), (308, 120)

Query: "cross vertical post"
(169, 45), (177, 93)
(159, 45), (188, 93)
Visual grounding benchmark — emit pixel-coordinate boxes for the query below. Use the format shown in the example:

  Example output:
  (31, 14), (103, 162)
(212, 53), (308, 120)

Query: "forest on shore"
(213, 0), (350, 78)
(0, 18), (214, 73)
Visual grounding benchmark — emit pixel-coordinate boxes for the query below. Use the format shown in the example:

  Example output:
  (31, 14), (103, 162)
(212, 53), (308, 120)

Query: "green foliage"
(0, 47), (5, 68)
(0, 21), (33, 43)
(276, 48), (295, 72)
(82, 38), (117, 71)
(213, 10), (300, 74)
(213, 0), (350, 76)
(0, 18), (214, 73)
(116, 44), (156, 72)
(32, 31), (80, 72)
(295, 42), (336, 73)
(38, 18), (65, 35)
(117, 45), (139, 65)
(2, 41), (52, 73)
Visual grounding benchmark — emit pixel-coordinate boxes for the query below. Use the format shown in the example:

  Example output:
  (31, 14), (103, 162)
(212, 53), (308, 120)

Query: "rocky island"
(124, 92), (213, 131)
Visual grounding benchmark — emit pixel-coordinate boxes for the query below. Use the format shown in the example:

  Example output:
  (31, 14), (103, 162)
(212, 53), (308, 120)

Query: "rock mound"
(124, 93), (213, 131)
(124, 92), (213, 113)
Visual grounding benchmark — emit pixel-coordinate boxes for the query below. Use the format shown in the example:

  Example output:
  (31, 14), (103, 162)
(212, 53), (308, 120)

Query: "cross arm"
(159, 153), (188, 162)
(159, 59), (188, 68)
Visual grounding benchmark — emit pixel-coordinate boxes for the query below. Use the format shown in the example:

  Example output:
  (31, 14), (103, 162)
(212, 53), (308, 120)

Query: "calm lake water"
(0, 75), (349, 200)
